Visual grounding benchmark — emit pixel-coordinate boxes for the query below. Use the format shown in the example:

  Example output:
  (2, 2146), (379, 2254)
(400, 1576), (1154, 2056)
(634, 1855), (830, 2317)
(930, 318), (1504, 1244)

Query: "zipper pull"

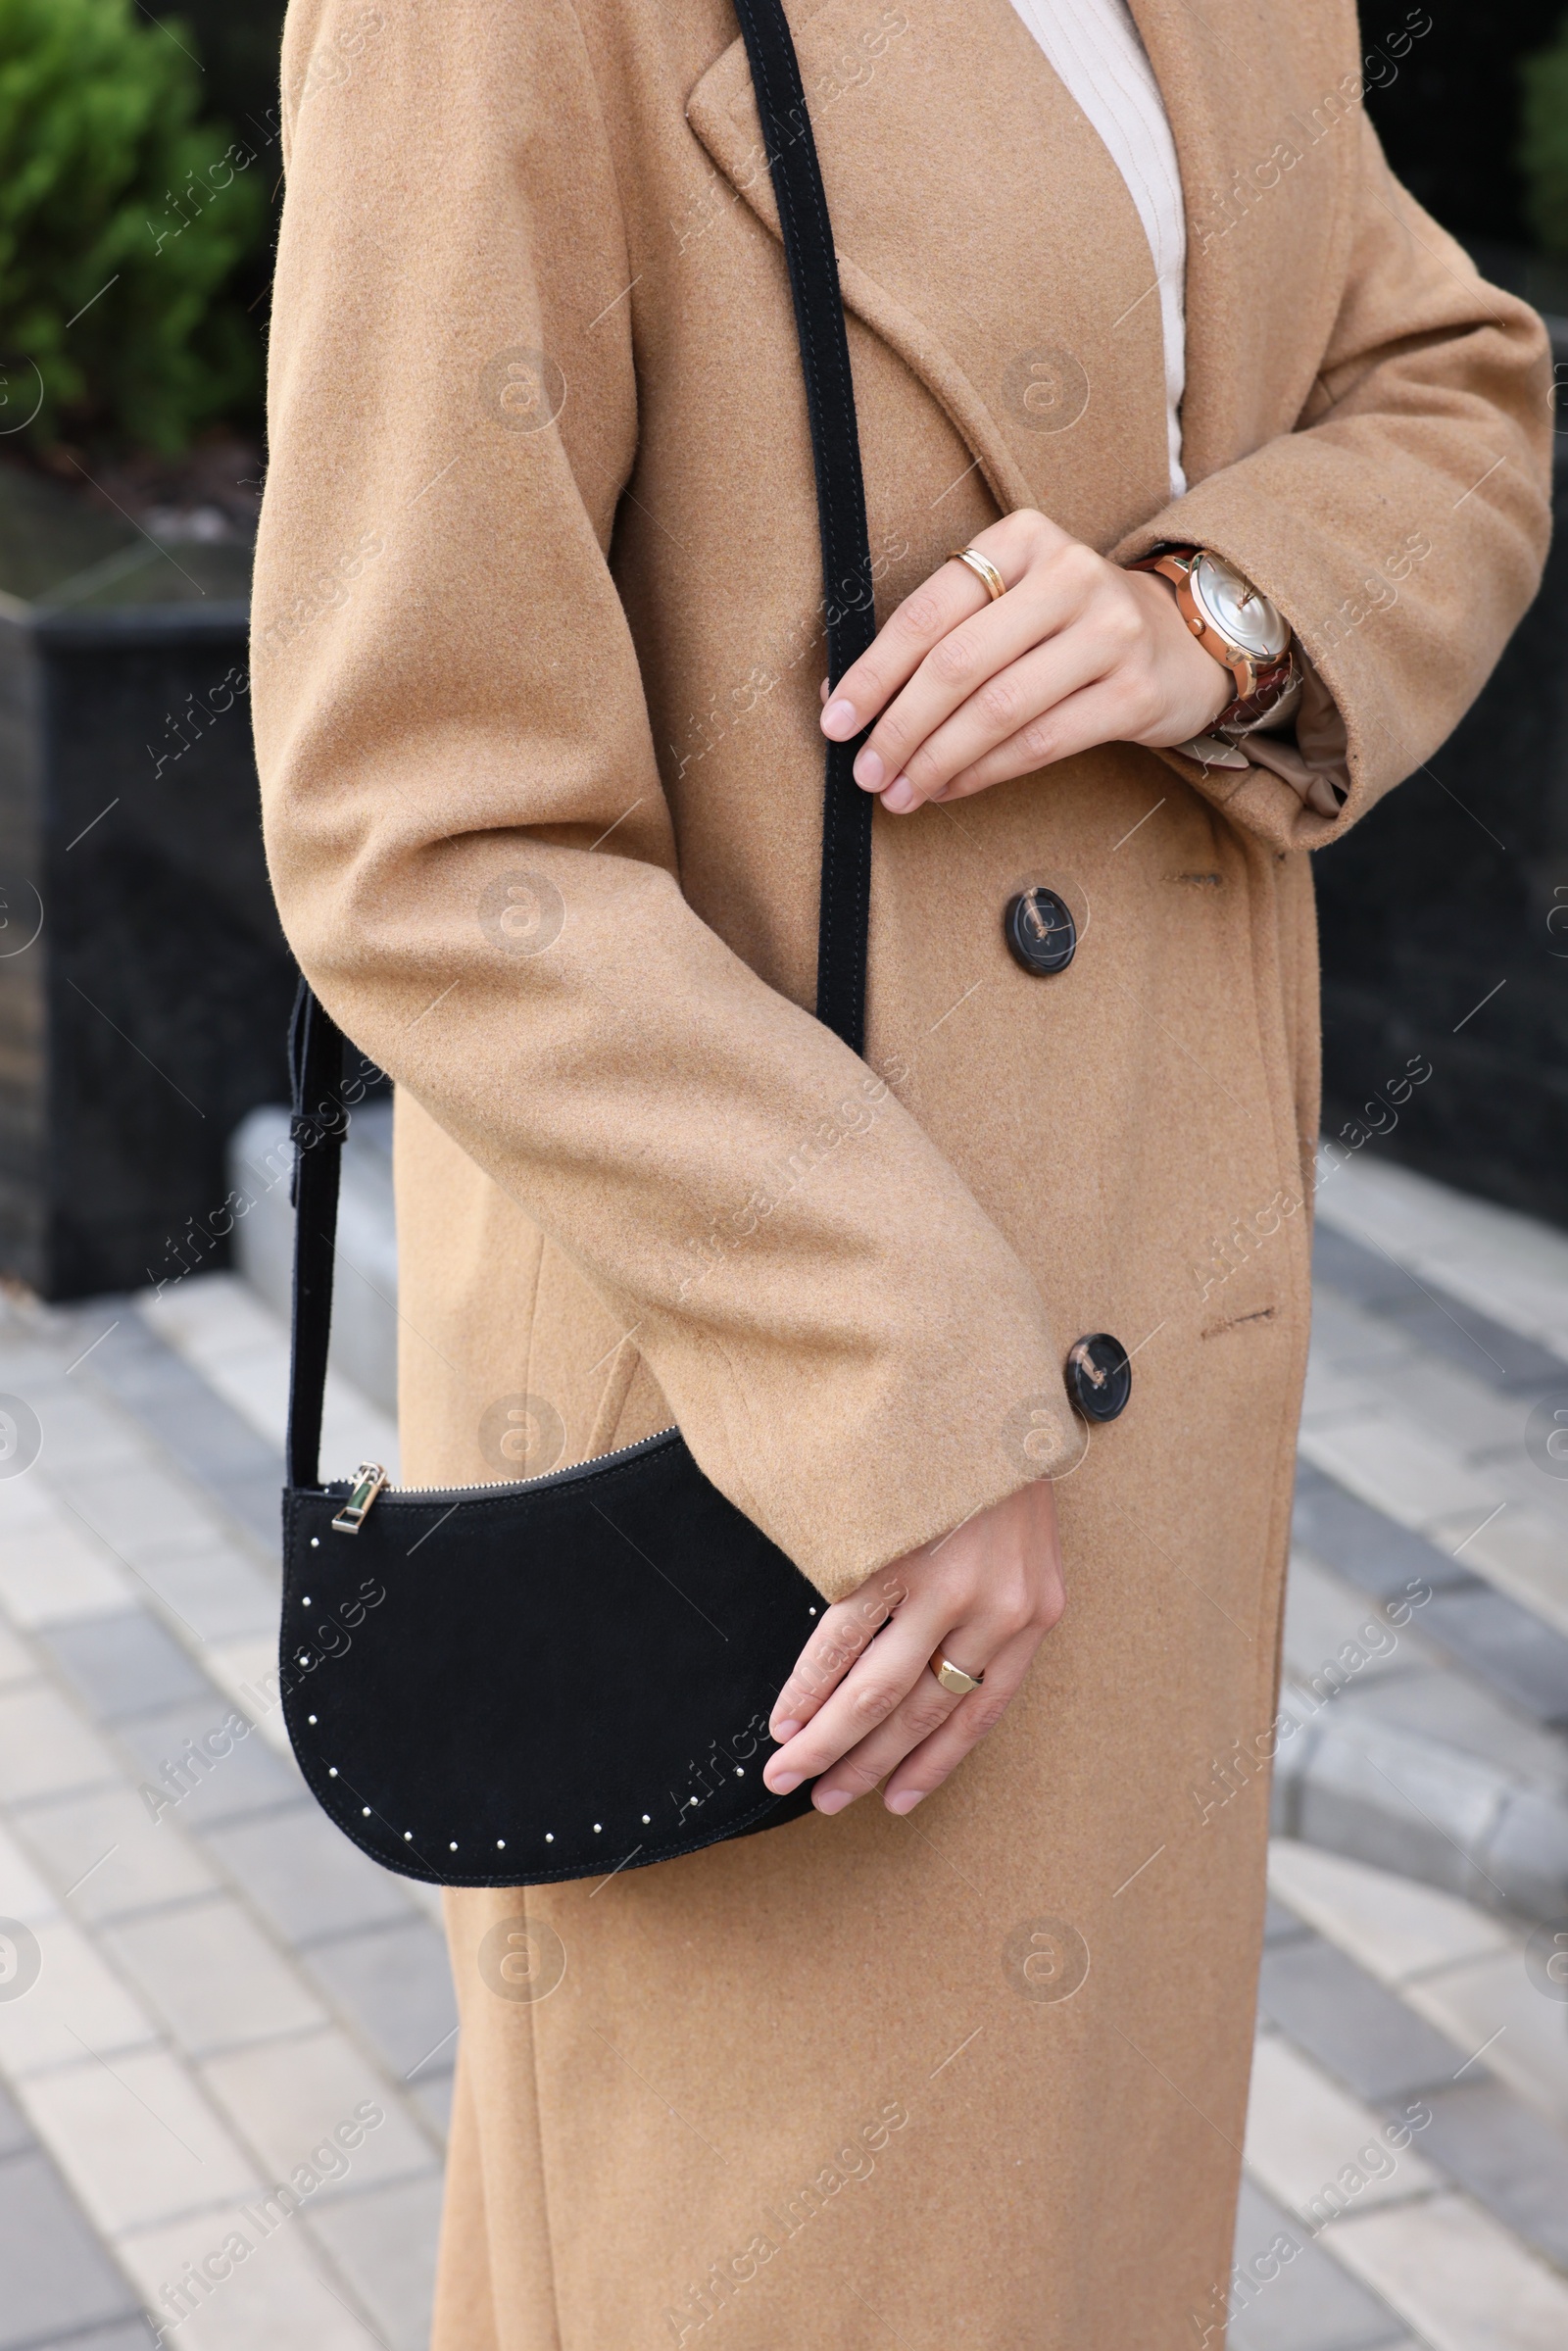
(331, 1462), (388, 1534)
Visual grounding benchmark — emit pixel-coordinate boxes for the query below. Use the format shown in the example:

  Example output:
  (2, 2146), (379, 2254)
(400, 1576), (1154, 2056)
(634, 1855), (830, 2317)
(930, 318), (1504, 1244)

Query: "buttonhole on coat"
(1168, 871), (1223, 888)
(1200, 1304), (1278, 1341)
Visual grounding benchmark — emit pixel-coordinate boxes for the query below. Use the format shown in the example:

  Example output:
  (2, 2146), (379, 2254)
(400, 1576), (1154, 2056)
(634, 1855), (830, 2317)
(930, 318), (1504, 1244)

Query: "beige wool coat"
(254, 1), (1551, 2344)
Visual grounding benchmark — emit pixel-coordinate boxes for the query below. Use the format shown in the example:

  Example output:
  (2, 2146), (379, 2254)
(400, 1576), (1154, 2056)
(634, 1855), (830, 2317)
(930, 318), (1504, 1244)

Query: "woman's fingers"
(846, 571), (1091, 801)
(763, 1592), (954, 1793)
(873, 627), (1114, 812)
(766, 1567), (908, 1743)
(765, 1480), (1064, 1814)
(807, 1619), (1045, 1817)
(879, 1629), (1042, 1812)
(821, 510), (1068, 742)
(937, 673), (1167, 801)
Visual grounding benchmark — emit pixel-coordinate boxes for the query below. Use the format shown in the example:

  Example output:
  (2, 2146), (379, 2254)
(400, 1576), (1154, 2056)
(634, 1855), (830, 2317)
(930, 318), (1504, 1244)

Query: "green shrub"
(0, 0), (269, 452)
(1521, 13), (1568, 255)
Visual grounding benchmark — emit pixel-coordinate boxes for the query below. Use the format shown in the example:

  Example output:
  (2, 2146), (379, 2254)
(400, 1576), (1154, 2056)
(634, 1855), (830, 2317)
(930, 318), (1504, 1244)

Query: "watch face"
(1190, 553), (1290, 661)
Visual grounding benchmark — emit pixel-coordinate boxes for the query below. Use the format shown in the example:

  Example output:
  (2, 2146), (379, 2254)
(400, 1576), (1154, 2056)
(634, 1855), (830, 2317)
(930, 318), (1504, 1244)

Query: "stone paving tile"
(0, 1513), (137, 1628)
(1313, 1222), (1568, 1394)
(0, 2144), (143, 2350)
(1228, 2178), (1406, 2351)
(20, 1383), (149, 1477)
(1244, 2033), (1443, 2225)
(1290, 1465), (1471, 1602)
(103, 1896), (327, 2060)
(1282, 1555), (1421, 1691)
(1328, 2190), (1568, 2351)
(36, 1608), (211, 1724)
(65, 1465), (232, 1573)
(304, 2173), (445, 2351)
(18, 2045), (261, 2234)
(0, 2077), (31, 2157)
(1427, 1503), (1568, 1646)
(302, 1918), (460, 2086)
(1267, 1841), (1512, 1984)
(200, 2027), (437, 2199)
(1332, 1667), (1568, 1789)
(112, 1699), (302, 1832)
(0, 1913), (160, 2080)
(1298, 1416), (1500, 1537)
(120, 2194), (385, 2350)
(115, 1535), (278, 1649)
(198, 1801), (417, 1946)
(0, 1684), (123, 1807)
(1409, 2080), (1568, 2271)
(81, 1307), (284, 1552)
(50, 2327), (165, 2351)
(1264, 1897), (1310, 1946)
(1402, 1945), (1568, 2133)
(408, 2070), (456, 2139)
(10, 1782), (220, 1925)
(1418, 1585), (1568, 1728)
(0, 1617), (33, 1688)
(0, 1814), (60, 1919)
(1313, 1152), (1568, 1360)
(1256, 1935), (1466, 2103)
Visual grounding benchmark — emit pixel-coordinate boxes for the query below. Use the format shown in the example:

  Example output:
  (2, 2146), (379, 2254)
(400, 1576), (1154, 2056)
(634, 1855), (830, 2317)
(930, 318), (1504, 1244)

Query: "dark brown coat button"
(1065, 1334), (1131, 1421)
(1004, 887), (1076, 974)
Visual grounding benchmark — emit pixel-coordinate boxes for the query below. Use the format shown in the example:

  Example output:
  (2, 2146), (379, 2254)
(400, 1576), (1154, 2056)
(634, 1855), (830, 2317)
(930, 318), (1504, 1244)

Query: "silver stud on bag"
(307, 1715), (317, 1725)
(450, 1841), (459, 1851)
(642, 1814), (651, 1824)
(497, 1838), (506, 1849)
(328, 1767), (338, 1778)
(404, 1831), (413, 1840)
(545, 1833), (554, 1842)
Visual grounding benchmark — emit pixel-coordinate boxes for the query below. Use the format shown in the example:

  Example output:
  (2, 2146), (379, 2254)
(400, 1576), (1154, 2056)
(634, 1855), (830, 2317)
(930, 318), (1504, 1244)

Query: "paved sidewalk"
(0, 1149), (1563, 2348)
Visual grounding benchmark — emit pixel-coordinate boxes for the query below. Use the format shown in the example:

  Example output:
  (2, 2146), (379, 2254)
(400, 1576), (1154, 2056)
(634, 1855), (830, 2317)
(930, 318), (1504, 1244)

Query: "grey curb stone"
(1271, 1686), (1568, 1925)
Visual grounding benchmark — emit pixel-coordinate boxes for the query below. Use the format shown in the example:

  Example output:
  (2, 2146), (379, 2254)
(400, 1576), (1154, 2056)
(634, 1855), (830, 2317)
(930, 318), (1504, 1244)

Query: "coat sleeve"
(1115, 115), (1552, 854)
(253, 0), (1078, 1601)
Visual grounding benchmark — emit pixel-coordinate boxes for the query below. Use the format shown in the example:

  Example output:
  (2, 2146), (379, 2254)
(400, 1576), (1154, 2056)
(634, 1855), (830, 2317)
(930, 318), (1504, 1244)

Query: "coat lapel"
(686, 0), (1172, 547)
(688, 0), (1358, 516)
(1124, 0), (1359, 480)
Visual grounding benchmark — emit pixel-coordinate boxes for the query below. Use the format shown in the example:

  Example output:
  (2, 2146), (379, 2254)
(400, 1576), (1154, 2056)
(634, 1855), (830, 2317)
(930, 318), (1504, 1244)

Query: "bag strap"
(731, 0), (877, 1047)
(285, 0), (875, 1490)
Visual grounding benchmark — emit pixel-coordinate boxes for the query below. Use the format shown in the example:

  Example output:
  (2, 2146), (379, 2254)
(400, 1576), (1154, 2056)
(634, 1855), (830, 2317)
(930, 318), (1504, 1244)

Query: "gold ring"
(932, 1650), (985, 1696)
(949, 547), (1006, 602)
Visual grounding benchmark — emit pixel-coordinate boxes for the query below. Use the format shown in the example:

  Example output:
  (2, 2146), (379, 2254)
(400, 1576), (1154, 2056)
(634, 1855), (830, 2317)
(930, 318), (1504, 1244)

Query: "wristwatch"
(1129, 546), (1298, 730)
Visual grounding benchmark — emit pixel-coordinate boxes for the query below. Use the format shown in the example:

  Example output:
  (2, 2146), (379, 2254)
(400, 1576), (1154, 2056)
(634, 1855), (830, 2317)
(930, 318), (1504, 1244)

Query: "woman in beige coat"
(254, 0), (1550, 2343)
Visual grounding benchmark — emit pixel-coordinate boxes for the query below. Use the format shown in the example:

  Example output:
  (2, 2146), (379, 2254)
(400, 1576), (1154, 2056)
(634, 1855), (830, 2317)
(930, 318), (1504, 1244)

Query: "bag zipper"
(324, 1427), (680, 1533)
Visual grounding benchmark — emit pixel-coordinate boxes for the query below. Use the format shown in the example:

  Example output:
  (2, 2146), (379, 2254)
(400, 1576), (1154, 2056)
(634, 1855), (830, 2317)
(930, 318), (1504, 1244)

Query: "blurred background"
(2, 7), (1568, 2351)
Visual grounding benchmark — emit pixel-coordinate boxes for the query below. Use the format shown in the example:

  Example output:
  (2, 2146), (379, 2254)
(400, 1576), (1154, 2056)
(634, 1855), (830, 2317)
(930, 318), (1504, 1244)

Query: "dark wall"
(1362, 2), (1565, 245)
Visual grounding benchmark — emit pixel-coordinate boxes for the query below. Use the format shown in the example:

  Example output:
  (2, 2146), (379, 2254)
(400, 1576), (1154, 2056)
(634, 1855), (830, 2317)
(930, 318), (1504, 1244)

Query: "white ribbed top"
(1004, 0), (1188, 496)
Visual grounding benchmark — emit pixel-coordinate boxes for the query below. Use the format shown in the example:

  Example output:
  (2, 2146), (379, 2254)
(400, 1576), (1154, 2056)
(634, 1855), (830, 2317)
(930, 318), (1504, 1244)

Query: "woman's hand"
(762, 1480), (1063, 1816)
(820, 507), (1232, 813)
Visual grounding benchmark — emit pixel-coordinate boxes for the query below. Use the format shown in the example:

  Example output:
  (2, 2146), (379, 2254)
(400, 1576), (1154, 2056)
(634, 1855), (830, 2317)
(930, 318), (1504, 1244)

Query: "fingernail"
(814, 1788), (853, 1815)
(885, 1789), (925, 1815)
(881, 777), (915, 813)
(853, 745), (884, 788)
(765, 1767), (803, 1794)
(771, 1719), (803, 1743)
(822, 697), (859, 739)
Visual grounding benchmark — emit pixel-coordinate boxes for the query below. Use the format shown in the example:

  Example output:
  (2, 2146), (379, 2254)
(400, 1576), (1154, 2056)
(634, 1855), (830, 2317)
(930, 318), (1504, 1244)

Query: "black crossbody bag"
(279, 0), (879, 1889)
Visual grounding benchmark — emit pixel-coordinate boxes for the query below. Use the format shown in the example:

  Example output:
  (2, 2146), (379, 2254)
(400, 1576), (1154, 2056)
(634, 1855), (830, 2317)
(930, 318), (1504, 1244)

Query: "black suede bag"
(278, 0), (881, 1889)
